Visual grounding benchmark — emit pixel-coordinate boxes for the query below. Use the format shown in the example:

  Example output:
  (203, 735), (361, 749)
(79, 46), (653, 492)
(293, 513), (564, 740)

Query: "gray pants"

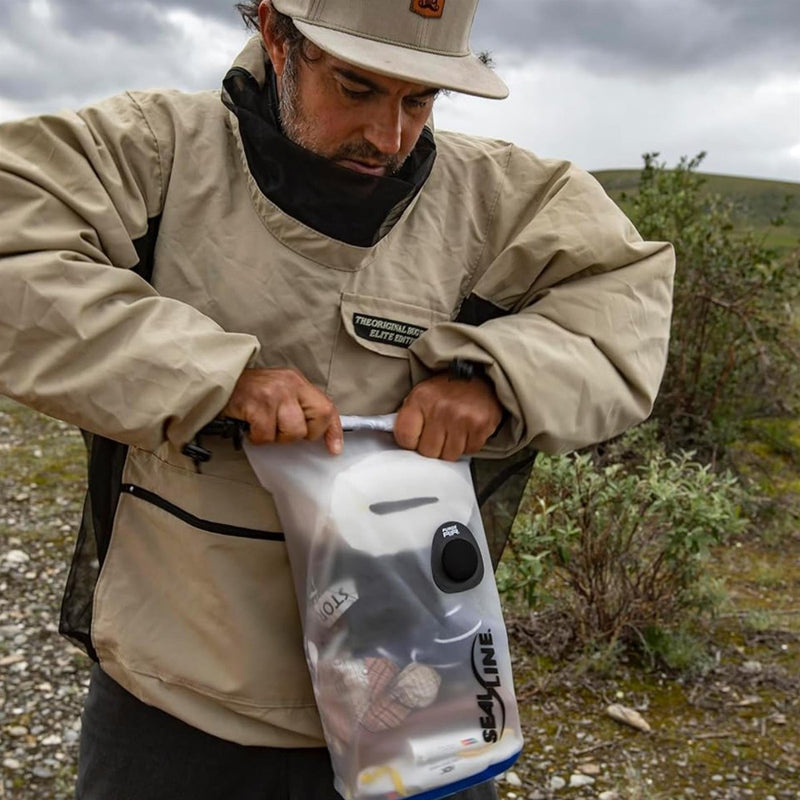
(76, 665), (498, 800)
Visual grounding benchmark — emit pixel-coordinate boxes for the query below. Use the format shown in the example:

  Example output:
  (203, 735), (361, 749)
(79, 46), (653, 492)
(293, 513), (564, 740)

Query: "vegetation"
(623, 153), (799, 455)
(501, 155), (800, 672)
(594, 163), (800, 253)
(498, 425), (745, 666)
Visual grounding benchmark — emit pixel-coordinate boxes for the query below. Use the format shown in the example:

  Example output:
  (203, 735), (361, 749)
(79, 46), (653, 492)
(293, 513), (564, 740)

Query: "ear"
(258, 0), (290, 76)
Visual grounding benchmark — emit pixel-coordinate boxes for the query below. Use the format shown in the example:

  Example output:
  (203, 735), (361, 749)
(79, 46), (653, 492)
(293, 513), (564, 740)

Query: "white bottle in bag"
(245, 417), (523, 800)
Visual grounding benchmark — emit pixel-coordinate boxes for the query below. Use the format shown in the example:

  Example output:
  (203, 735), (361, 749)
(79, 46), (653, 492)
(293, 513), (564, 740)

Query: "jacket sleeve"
(0, 92), (259, 450)
(409, 149), (675, 456)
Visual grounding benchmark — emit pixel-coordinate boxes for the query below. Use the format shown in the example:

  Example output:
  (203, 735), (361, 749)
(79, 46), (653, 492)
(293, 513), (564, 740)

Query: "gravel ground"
(2, 398), (799, 800)
(0, 402), (90, 799)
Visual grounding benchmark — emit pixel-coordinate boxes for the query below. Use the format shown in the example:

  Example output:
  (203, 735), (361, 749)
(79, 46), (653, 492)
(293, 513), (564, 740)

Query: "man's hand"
(394, 372), (503, 461)
(222, 368), (343, 455)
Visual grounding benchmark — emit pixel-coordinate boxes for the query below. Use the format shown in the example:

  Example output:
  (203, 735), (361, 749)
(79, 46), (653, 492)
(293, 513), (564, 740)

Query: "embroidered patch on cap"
(410, 0), (445, 19)
(353, 313), (427, 348)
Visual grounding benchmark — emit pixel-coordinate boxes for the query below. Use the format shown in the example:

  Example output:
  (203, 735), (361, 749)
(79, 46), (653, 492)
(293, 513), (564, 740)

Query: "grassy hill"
(593, 169), (800, 252)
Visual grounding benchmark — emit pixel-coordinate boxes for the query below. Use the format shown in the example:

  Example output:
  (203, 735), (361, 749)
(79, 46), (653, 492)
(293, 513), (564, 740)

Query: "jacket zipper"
(121, 483), (284, 541)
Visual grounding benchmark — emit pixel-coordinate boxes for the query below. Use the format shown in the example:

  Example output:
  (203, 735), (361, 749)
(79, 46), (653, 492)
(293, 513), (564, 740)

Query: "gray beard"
(277, 52), (307, 146)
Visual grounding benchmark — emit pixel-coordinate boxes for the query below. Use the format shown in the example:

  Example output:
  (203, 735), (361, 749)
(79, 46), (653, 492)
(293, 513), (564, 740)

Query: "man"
(0, 0), (674, 797)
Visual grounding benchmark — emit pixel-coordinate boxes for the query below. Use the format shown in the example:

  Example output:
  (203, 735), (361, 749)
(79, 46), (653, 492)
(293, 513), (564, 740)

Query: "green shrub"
(498, 426), (747, 659)
(623, 153), (800, 454)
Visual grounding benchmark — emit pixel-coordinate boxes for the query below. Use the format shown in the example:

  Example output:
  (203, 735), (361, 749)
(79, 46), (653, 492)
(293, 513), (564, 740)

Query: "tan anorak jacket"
(0, 38), (674, 746)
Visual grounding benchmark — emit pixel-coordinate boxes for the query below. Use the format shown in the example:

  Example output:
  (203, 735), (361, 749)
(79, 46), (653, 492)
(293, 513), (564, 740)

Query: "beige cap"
(271, 0), (508, 99)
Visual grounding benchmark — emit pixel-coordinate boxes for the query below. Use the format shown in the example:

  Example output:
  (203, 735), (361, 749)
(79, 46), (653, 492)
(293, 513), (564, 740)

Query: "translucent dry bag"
(244, 416), (523, 800)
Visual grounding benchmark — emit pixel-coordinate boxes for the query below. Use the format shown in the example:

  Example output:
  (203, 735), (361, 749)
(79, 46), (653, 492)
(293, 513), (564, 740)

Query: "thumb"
(324, 413), (344, 456)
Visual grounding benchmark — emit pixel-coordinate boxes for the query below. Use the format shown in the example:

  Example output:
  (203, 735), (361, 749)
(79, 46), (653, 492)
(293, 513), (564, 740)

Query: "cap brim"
(293, 20), (509, 100)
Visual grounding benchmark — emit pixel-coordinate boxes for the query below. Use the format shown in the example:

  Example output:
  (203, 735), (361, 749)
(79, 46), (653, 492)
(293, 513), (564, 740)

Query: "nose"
(363, 101), (403, 156)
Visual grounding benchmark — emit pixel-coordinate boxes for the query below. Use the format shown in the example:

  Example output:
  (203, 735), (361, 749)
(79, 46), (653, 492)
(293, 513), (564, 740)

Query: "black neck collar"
(223, 63), (436, 247)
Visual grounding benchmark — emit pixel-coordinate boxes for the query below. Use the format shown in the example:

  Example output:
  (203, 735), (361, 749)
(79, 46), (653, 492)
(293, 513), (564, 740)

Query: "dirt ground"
(504, 611), (800, 799)
(1, 398), (799, 799)
(497, 537), (800, 799)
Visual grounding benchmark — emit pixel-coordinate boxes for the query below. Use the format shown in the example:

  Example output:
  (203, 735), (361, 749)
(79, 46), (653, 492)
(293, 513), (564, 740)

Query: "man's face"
(276, 44), (438, 177)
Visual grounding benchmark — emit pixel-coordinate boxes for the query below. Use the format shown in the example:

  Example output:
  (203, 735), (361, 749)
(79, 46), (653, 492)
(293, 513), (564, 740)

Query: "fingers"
(394, 372), (503, 461)
(223, 367), (502, 461)
(405, 416), (463, 462)
(247, 411), (278, 445)
(323, 413), (344, 456)
(440, 431), (469, 463)
(393, 405), (424, 452)
(274, 399), (309, 443)
(298, 382), (342, 454)
(223, 368), (341, 453)
(405, 416), (476, 462)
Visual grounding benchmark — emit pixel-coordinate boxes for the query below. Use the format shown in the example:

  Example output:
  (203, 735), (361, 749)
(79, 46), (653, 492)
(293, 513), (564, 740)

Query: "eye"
(404, 91), (439, 111)
(404, 96), (431, 110)
(339, 83), (373, 101)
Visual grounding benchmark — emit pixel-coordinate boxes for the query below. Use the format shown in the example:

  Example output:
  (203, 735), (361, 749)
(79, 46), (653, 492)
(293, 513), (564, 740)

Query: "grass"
(0, 397), (86, 543)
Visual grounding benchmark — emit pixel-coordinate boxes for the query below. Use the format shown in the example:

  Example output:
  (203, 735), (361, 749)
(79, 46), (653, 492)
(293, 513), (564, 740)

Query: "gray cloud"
(52, 1), (167, 41)
(472, 0), (800, 75)
(5, 0), (798, 107)
(0, 0), (796, 182)
(37, 0), (246, 37)
(0, 0), (248, 107)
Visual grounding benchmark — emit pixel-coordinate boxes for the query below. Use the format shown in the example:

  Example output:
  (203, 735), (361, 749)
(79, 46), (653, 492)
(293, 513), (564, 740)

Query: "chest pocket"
(328, 292), (450, 415)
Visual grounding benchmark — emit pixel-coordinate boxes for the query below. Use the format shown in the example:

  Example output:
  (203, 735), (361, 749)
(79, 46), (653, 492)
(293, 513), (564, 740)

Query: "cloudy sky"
(1, 0), (798, 182)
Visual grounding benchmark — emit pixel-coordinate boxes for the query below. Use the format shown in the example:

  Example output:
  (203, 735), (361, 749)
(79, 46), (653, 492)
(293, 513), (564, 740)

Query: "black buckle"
(181, 418), (250, 470)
